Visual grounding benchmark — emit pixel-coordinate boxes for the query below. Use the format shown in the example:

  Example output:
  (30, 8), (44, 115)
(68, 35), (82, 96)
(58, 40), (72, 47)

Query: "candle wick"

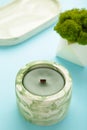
(40, 79), (46, 84)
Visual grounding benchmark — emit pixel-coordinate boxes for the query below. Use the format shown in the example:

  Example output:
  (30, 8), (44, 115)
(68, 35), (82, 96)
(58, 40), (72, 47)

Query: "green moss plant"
(54, 9), (87, 45)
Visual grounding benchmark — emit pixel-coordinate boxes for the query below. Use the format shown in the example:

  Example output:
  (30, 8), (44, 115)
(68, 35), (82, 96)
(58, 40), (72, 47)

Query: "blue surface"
(0, 0), (87, 130)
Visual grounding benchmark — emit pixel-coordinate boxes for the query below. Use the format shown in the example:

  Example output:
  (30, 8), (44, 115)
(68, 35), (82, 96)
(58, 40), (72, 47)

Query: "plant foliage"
(54, 9), (87, 45)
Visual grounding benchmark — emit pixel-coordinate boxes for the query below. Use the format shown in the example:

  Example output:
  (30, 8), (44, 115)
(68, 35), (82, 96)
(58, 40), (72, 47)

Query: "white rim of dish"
(0, 0), (61, 46)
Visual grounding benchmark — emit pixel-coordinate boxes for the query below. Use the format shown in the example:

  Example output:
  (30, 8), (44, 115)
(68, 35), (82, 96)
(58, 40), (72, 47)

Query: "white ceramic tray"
(0, 0), (60, 46)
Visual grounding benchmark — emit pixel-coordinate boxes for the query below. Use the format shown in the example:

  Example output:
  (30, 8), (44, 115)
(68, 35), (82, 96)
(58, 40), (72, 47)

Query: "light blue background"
(0, 0), (87, 130)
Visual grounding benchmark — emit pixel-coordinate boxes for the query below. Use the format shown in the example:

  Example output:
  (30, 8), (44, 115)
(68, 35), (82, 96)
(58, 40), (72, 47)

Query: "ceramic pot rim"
(15, 60), (72, 101)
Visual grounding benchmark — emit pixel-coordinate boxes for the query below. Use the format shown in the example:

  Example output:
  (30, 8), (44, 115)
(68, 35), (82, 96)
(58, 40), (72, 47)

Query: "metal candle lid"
(15, 61), (72, 126)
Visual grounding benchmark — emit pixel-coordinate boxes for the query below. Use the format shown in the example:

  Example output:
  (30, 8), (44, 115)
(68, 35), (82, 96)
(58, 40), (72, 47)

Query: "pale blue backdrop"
(0, 0), (87, 130)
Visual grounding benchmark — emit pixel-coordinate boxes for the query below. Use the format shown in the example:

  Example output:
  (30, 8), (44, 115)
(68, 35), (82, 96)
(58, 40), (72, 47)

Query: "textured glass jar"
(15, 61), (72, 126)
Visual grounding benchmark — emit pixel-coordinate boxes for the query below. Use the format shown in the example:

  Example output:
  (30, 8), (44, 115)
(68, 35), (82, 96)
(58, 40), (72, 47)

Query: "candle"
(15, 61), (72, 126)
(23, 67), (65, 96)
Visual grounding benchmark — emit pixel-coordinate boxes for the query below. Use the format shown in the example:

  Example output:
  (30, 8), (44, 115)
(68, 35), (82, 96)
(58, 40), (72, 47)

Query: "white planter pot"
(56, 38), (87, 67)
